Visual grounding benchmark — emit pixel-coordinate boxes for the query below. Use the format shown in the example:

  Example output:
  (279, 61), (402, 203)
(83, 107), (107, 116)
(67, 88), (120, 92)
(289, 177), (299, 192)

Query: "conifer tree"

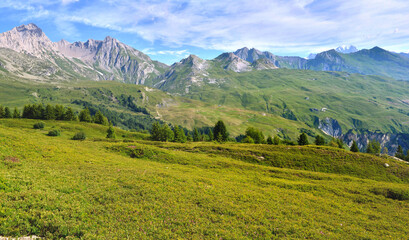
(187, 132), (193, 142)
(54, 105), (65, 120)
(350, 140), (359, 152)
(79, 108), (92, 122)
(396, 145), (404, 159)
(208, 130), (214, 141)
(273, 136), (281, 145)
(4, 107), (12, 118)
(314, 135), (325, 145)
(63, 107), (77, 121)
(193, 128), (201, 142)
(0, 105), (4, 118)
(150, 122), (161, 141)
(106, 123), (116, 139)
(297, 133), (309, 145)
(44, 104), (56, 120)
(266, 136), (273, 145)
(162, 124), (174, 142)
(173, 125), (187, 143)
(213, 120), (228, 142)
(12, 107), (20, 118)
(94, 110), (108, 125)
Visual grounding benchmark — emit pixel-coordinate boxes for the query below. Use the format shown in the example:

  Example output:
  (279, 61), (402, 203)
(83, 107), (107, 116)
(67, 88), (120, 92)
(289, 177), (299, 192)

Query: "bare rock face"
(215, 52), (252, 72)
(0, 23), (167, 84)
(0, 24), (54, 58)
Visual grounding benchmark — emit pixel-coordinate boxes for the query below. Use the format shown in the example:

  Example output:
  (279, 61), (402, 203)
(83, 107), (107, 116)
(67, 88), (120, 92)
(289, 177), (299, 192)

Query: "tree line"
(149, 120), (403, 158)
(0, 104), (109, 125)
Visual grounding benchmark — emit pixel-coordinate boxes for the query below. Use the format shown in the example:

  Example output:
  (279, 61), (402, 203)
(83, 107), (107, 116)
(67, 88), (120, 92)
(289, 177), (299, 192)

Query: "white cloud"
(62, 0), (79, 5)
(2, 0), (409, 54)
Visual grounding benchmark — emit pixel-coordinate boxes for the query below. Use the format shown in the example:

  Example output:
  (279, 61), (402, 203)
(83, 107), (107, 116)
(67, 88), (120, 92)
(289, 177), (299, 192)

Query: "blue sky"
(1, 0), (409, 65)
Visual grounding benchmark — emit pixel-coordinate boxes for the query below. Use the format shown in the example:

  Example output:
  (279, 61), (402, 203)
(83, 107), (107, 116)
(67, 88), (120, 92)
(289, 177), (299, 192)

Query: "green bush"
(33, 122), (45, 129)
(47, 129), (61, 137)
(72, 132), (86, 141)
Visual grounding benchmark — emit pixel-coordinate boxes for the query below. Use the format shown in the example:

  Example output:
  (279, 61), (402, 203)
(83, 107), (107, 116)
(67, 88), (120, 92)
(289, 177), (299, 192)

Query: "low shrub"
(47, 129), (61, 137)
(72, 132), (86, 141)
(372, 187), (409, 201)
(33, 122), (45, 129)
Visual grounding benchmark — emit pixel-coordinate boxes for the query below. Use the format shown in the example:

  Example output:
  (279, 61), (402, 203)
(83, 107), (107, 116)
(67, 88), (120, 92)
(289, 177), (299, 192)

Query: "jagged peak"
(216, 52), (240, 61)
(180, 54), (206, 65)
(57, 39), (70, 45)
(104, 36), (119, 43)
(15, 23), (41, 32)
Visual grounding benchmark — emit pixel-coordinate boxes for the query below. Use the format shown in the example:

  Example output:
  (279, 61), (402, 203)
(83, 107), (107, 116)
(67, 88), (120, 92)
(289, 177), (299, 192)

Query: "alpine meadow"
(1, 1), (409, 239)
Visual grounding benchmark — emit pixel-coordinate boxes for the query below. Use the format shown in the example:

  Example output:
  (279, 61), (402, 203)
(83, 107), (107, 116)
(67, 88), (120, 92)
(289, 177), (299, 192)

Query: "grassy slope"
(1, 119), (409, 239)
(162, 67), (409, 134)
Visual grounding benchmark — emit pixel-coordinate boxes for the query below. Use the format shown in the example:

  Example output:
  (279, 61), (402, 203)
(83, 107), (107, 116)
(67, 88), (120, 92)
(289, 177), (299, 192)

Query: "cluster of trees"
(394, 145), (409, 161)
(0, 104), (109, 126)
(0, 106), (21, 119)
(150, 120), (229, 143)
(72, 100), (156, 131)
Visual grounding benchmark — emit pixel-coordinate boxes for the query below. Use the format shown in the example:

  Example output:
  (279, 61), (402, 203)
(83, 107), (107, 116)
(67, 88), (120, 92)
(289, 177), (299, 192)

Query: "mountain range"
(2, 23), (409, 153)
(2, 24), (409, 85)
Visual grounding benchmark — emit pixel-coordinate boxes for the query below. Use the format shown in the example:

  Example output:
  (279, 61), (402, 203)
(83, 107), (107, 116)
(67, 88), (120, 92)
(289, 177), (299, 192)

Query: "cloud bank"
(2, 0), (409, 54)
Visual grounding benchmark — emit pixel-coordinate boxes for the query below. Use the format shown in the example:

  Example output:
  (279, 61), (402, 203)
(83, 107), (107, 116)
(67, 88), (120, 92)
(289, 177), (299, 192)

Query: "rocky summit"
(0, 23), (167, 84)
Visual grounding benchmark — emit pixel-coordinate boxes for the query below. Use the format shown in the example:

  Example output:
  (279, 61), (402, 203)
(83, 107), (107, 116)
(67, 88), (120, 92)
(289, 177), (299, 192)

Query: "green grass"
(1, 119), (409, 239)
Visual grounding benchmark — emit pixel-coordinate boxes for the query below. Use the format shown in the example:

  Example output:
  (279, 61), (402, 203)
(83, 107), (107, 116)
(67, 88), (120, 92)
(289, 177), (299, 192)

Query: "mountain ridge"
(0, 23), (168, 84)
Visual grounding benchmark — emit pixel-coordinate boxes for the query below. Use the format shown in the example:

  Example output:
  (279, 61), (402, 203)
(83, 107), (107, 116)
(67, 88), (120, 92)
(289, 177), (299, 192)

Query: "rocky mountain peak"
(335, 45), (358, 54)
(0, 23), (52, 57)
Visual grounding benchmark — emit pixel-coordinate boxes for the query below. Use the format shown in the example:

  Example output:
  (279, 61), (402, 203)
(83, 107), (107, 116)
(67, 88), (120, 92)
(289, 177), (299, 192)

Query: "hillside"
(1, 118), (409, 239)
(155, 60), (409, 151)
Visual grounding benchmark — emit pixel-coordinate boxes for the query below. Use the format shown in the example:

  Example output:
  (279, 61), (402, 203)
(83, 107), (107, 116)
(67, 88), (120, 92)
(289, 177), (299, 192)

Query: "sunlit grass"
(1, 119), (409, 239)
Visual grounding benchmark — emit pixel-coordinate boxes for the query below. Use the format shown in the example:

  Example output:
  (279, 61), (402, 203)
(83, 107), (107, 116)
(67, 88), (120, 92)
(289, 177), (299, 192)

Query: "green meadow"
(1, 119), (409, 239)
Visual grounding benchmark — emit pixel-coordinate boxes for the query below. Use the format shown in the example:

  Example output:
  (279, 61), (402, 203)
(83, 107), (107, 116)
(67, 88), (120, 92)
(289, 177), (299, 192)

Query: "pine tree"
(297, 133), (309, 145)
(208, 130), (214, 141)
(173, 126), (187, 143)
(0, 105), (4, 118)
(350, 140), (359, 152)
(12, 107), (20, 118)
(266, 136), (273, 145)
(366, 140), (381, 154)
(4, 107), (12, 118)
(79, 108), (92, 122)
(314, 135), (325, 145)
(54, 105), (65, 120)
(213, 120), (228, 142)
(63, 107), (77, 121)
(44, 104), (56, 120)
(162, 124), (174, 142)
(150, 122), (161, 141)
(193, 128), (201, 142)
(94, 110), (108, 125)
(396, 145), (404, 159)
(273, 136), (281, 145)
(34, 104), (45, 119)
(187, 132), (193, 142)
(106, 123), (116, 139)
